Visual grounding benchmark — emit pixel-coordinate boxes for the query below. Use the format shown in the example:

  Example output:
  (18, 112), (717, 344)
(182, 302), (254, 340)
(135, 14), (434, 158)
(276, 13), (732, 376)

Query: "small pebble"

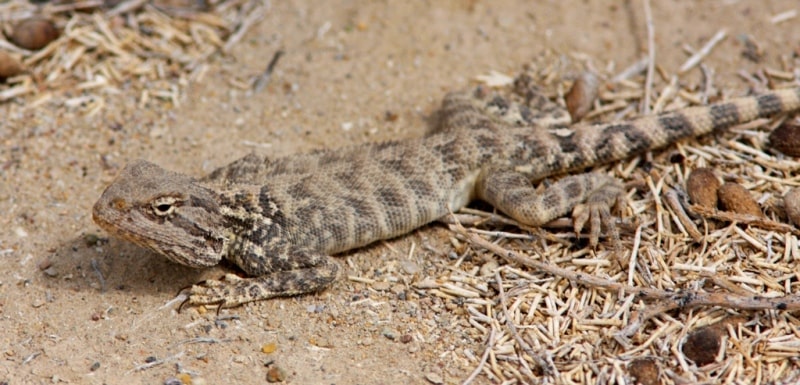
(390, 283), (405, 295)
(784, 188), (800, 227)
(686, 168), (721, 209)
(401, 260), (421, 275)
(479, 260), (499, 277)
(261, 342), (277, 354)
(144, 356), (158, 363)
(311, 337), (334, 348)
(14, 227), (28, 237)
(266, 366), (287, 383)
(381, 328), (399, 341)
(360, 337), (374, 346)
(400, 334), (413, 344)
(328, 307), (339, 318)
(718, 182), (763, 217)
(385, 110), (399, 122)
(89, 361), (101, 371)
(8, 18), (60, 50)
(84, 233), (101, 247)
(37, 259), (52, 270)
(424, 372), (444, 384)
(163, 378), (182, 385)
(768, 121), (800, 157)
(43, 266), (58, 278)
(176, 373), (192, 385)
(371, 281), (391, 291)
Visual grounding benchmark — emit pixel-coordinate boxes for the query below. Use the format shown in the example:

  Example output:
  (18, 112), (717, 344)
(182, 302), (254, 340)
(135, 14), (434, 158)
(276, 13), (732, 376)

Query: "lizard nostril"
(111, 198), (128, 210)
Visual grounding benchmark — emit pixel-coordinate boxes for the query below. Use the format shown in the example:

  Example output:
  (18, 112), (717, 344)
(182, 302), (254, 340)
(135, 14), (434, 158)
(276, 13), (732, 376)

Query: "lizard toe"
(572, 201), (620, 247)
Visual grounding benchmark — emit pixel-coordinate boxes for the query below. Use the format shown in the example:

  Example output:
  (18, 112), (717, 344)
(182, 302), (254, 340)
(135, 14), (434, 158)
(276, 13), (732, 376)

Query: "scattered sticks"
(461, 328), (496, 385)
(253, 49), (285, 92)
(679, 29), (727, 74)
(222, 0), (270, 53)
(0, 0), (269, 111)
(451, 220), (800, 337)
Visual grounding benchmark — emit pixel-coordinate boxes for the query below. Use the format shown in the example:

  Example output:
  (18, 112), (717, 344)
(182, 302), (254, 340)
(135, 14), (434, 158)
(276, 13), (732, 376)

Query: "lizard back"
(207, 88), (800, 256)
(93, 87), (800, 274)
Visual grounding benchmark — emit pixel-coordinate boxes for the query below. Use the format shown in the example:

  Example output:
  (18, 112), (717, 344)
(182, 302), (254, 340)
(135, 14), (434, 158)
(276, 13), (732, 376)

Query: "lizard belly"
(448, 169), (481, 213)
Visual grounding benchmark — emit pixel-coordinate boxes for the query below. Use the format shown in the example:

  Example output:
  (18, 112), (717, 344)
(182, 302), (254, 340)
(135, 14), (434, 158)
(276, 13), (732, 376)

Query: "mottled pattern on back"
(92, 83), (800, 307)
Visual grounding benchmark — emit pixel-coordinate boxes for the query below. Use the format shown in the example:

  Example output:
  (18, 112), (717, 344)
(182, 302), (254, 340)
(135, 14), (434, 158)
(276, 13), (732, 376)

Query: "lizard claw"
(572, 193), (624, 247)
(178, 273), (245, 312)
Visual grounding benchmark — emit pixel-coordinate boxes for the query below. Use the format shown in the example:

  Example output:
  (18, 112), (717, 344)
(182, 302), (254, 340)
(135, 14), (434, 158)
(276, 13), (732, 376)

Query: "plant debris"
(0, 0), (268, 108)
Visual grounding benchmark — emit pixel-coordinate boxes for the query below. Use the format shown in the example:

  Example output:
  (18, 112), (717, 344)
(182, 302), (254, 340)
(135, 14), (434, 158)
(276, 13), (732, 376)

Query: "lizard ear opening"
(152, 196), (180, 216)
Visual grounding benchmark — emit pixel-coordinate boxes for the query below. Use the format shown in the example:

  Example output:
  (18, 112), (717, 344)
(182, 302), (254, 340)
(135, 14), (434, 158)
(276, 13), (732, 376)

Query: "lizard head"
(92, 160), (227, 268)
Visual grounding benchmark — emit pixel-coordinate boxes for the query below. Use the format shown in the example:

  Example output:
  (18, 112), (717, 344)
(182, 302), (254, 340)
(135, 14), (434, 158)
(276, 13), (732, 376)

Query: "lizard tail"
(522, 87), (800, 177)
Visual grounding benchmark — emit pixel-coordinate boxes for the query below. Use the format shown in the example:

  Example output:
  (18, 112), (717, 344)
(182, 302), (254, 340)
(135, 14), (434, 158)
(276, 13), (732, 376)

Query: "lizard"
(92, 78), (800, 308)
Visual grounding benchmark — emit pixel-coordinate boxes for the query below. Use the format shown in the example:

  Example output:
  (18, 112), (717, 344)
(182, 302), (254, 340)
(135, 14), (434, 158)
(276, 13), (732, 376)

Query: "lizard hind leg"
(185, 249), (339, 308)
(491, 81), (572, 128)
(476, 169), (625, 246)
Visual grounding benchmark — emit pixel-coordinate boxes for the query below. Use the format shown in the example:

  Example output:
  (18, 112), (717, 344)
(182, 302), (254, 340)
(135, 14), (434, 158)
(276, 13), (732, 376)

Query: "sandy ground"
(2, 1), (800, 384)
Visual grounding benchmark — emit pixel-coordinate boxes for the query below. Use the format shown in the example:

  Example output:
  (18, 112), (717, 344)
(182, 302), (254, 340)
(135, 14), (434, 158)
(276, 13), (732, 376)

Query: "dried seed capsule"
(682, 324), (724, 366)
(686, 168), (721, 209)
(8, 18), (59, 50)
(565, 72), (600, 121)
(769, 121), (800, 157)
(627, 358), (659, 385)
(0, 51), (24, 80)
(784, 188), (800, 227)
(718, 182), (763, 217)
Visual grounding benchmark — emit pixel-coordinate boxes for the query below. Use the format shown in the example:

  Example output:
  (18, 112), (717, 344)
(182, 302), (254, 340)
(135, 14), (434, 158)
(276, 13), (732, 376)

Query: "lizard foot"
(179, 256), (339, 311)
(180, 273), (247, 311)
(571, 188), (625, 247)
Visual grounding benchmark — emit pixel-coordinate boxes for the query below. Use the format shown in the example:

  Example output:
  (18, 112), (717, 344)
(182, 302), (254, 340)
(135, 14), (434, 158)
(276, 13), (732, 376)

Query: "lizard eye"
(152, 196), (179, 216)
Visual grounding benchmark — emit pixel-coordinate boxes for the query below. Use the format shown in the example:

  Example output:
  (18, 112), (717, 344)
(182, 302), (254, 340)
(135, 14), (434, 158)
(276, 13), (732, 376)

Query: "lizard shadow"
(46, 234), (217, 305)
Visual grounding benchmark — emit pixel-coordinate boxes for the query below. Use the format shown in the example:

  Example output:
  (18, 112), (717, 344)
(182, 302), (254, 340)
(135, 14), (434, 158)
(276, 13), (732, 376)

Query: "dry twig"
(451, 220), (800, 334)
(641, 0), (655, 115)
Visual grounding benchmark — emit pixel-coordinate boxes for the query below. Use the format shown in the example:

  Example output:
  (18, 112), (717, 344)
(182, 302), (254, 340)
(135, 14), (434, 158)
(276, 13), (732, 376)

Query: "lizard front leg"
(476, 169), (625, 246)
(185, 248), (338, 308)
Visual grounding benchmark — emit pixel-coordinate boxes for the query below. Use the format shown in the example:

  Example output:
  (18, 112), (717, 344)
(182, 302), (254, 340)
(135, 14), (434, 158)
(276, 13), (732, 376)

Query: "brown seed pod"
(0, 51), (24, 80)
(565, 72), (599, 121)
(784, 188), (800, 227)
(718, 182), (763, 217)
(7, 18), (60, 51)
(627, 358), (659, 385)
(682, 324), (724, 366)
(686, 168), (721, 209)
(769, 121), (800, 157)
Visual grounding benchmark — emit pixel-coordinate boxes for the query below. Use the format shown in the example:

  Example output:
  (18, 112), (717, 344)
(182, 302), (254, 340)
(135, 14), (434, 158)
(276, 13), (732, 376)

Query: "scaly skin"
(92, 85), (800, 307)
